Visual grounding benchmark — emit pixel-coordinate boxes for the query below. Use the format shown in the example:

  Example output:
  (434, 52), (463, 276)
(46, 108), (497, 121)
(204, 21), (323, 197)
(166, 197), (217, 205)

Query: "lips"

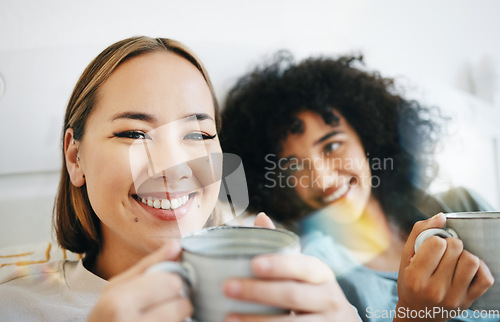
(133, 192), (197, 221)
(321, 179), (352, 204)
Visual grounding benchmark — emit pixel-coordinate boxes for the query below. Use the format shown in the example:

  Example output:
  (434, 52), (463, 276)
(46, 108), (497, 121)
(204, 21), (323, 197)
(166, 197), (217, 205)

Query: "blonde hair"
(54, 36), (220, 254)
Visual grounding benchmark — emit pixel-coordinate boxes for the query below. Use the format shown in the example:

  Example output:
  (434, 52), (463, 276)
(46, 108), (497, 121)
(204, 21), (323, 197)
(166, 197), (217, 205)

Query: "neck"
(86, 235), (147, 280)
(328, 196), (405, 271)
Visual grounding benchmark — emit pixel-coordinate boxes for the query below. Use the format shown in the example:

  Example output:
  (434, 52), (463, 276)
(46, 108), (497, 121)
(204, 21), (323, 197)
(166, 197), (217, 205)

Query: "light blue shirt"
(300, 187), (499, 322)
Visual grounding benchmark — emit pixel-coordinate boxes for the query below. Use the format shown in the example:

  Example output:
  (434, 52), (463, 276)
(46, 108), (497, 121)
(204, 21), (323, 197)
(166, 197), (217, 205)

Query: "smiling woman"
(219, 51), (496, 321)
(0, 36), (361, 321)
(65, 50), (221, 266)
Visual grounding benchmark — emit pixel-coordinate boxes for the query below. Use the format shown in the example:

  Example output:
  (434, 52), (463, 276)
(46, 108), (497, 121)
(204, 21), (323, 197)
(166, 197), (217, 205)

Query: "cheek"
(84, 149), (133, 207)
(180, 180), (221, 234)
(204, 180), (221, 210)
(197, 150), (222, 208)
(354, 156), (373, 195)
(347, 145), (371, 175)
(359, 151), (372, 181)
(293, 182), (312, 203)
(190, 154), (221, 187)
(364, 162), (372, 180)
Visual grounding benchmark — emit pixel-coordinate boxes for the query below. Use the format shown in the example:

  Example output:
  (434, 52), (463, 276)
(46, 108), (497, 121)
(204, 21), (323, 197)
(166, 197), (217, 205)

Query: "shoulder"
(0, 241), (80, 284)
(418, 186), (494, 216)
(0, 243), (91, 321)
(434, 186), (494, 212)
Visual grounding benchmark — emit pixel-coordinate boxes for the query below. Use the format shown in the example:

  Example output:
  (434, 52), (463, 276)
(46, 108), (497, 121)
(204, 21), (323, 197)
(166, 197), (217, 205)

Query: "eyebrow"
(110, 112), (214, 123)
(314, 131), (340, 145)
(279, 155), (299, 168)
(110, 112), (157, 123)
(182, 113), (214, 122)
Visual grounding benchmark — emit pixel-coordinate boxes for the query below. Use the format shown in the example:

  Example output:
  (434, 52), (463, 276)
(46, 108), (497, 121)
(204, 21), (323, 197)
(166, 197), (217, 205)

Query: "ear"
(64, 128), (85, 187)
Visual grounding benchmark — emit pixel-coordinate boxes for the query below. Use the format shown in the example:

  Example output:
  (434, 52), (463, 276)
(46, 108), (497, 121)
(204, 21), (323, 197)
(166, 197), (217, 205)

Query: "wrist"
(394, 301), (447, 322)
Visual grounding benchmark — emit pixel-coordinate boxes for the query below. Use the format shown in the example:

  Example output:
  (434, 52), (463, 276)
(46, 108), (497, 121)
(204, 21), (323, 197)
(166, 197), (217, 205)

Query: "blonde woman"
(0, 37), (360, 322)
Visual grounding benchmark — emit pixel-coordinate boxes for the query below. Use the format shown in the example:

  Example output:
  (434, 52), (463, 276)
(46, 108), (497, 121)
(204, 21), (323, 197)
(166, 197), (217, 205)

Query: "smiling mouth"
(321, 178), (354, 203)
(133, 193), (196, 210)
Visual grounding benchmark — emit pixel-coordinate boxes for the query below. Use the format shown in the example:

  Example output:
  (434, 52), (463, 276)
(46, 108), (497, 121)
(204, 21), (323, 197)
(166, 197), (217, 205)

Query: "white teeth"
(161, 199), (170, 209)
(323, 183), (350, 203)
(139, 195), (190, 210)
(171, 195), (189, 209)
(171, 198), (181, 209)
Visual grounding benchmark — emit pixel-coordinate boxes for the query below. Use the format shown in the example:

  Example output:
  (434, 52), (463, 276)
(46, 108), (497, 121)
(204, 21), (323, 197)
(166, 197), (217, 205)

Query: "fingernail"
(256, 212), (267, 220)
(225, 280), (241, 297)
(254, 257), (271, 273)
(432, 212), (445, 219)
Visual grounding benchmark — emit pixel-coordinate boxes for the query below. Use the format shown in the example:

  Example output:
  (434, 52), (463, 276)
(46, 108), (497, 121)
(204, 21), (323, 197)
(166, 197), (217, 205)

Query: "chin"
(319, 196), (365, 223)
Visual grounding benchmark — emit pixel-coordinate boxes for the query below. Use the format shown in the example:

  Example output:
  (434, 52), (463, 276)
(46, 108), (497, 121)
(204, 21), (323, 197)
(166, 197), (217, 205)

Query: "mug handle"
(414, 228), (459, 253)
(145, 261), (194, 294)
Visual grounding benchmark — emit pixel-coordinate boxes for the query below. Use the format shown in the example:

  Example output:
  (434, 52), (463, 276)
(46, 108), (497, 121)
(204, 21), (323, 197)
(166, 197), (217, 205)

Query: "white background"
(0, 0), (499, 247)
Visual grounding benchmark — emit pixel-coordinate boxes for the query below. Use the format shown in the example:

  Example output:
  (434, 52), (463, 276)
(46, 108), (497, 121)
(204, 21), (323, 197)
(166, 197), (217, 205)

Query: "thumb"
(253, 212), (276, 229)
(400, 212), (446, 270)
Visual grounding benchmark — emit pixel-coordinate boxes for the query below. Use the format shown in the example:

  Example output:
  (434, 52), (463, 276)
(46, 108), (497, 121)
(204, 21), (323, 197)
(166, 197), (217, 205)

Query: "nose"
(145, 139), (194, 183)
(310, 156), (339, 190)
(151, 162), (193, 182)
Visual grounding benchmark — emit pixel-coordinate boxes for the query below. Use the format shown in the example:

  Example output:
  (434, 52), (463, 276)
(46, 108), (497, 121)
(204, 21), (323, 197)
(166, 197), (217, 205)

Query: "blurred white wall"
(0, 0), (499, 247)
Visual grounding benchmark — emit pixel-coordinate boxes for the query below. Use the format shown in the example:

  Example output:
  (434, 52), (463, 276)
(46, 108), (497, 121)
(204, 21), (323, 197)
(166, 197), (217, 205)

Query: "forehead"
(92, 50), (215, 124)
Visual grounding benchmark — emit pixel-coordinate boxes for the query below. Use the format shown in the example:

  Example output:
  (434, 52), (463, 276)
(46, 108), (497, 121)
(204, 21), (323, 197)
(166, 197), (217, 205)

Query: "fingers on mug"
(414, 228), (458, 253)
(146, 261), (193, 297)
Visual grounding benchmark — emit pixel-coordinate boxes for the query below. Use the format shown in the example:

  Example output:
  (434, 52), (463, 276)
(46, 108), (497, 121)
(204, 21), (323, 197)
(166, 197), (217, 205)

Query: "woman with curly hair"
(220, 52), (495, 321)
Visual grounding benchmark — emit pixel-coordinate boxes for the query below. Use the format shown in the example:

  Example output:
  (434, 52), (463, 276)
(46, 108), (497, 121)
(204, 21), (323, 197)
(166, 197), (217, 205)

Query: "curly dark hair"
(219, 51), (445, 234)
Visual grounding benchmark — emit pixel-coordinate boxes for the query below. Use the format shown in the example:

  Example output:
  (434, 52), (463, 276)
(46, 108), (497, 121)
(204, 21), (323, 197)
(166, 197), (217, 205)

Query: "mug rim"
(181, 226), (300, 258)
(446, 211), (500, 219)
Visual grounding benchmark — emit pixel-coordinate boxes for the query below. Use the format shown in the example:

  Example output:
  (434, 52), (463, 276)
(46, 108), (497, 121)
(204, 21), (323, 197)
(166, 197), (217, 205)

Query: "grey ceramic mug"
(147, 226), (301, 322)
(414, 211), (500, 311)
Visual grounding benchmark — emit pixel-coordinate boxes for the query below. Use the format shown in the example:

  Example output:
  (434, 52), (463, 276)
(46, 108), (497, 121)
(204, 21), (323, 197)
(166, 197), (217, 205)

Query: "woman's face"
(76, 51), (221, 256)
(280, 111), (372, 221)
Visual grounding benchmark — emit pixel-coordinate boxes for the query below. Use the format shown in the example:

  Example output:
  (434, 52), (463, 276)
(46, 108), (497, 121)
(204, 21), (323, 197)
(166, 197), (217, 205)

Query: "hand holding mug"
(146, 213), (359, 322)
(88, 240), (192, 322)
(396, 213), (494, 321)
(87, 213), (273, 322)
(223, 252), (360, 321)
(224, 213), (359, 321)
(146, 223), (301, 321)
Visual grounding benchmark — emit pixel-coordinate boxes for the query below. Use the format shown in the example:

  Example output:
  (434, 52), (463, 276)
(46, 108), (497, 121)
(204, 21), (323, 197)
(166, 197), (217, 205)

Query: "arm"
(395, 213), (494, 322)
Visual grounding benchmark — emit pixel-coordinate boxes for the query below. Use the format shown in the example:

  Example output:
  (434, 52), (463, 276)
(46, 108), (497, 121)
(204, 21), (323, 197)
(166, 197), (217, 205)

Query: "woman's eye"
(283, 160), (305, 175)
(183, 132), (217, 141)
(284, 166), (304, 176)
(114, 130), (151, 140)
(324, 142), (340, 154)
